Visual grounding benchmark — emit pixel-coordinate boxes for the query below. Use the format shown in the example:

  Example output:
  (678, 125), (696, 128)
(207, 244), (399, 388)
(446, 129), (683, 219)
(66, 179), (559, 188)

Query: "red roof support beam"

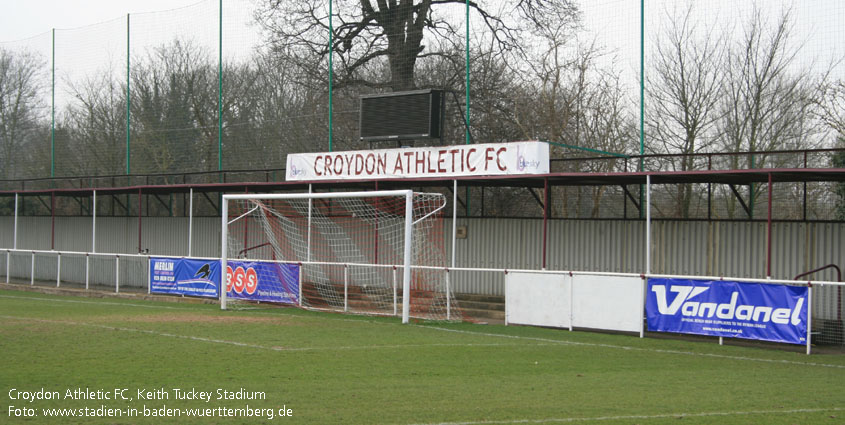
(767, 173), (773, 278)
(542, 177), (549, 270)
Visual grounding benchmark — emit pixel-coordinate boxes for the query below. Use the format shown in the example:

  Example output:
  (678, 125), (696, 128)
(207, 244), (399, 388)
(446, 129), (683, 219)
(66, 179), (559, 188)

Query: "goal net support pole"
(402, 190), (413, 324)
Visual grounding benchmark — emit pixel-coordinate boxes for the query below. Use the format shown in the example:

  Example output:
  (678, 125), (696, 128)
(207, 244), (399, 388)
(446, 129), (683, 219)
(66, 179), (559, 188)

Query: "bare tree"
(817, 77), (845, 139)
(129, 40), (209, 174)
(129, 40), (262, 175)
(716, 7), (821, 218)
(63, 69), (127, 176)
(252, 51), (329, 157)
(511, 28), (635, 218)
(719, 8), (819, 164)
(0, 48), (48, 179)
(646, 5), (725, 218)
(254, 0), (578, 92)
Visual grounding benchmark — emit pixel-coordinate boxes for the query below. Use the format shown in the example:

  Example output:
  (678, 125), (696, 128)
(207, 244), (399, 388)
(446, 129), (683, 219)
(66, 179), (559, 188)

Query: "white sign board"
(505, 272), (643, 334)
(571, 275), (643, 333)
(505, 272), (570, 328)
(285, 141), (549, 181)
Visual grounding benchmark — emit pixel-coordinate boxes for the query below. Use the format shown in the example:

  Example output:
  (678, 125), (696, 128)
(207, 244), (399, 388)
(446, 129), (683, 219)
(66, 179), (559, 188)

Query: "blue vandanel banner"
(646, 278), (808, 345)
(226, 260), (300, 305)
(150, 257), (220, 298)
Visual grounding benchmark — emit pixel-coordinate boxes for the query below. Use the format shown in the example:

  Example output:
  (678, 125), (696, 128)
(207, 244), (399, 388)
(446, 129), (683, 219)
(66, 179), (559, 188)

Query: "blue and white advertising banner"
(646, 278), (808, 345)
(225, 261), (300, 305)
(150, 257), (220, 298)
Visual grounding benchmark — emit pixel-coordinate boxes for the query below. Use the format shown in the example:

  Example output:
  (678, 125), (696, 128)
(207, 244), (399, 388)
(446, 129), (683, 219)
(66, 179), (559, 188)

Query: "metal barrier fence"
(2, 248), (842, 354)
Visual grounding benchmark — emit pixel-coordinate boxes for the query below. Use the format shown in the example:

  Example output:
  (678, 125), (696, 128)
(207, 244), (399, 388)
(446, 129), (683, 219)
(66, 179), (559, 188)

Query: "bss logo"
(226, 265), (258, 295)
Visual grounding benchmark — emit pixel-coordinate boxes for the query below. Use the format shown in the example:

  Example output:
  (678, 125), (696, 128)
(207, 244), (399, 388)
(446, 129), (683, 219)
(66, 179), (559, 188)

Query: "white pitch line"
(0, 315), (527, 353)
(4, 293), (845, 370)
(416, 325), (845, 370)
(406, 407), (845, 425)
(0, 294), (196, 310)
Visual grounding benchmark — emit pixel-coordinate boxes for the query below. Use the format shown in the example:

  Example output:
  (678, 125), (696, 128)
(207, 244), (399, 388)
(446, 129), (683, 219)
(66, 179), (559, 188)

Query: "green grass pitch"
(1, 288), (843, 424)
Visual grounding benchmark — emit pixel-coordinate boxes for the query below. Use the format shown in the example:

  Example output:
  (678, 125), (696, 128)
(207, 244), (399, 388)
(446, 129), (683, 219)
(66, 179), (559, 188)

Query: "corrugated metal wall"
(1, 216), (843, 295)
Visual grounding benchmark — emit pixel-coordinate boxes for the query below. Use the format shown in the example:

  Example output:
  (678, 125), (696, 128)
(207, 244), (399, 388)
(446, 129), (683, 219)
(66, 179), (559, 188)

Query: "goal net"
(221, 190), (459, 322)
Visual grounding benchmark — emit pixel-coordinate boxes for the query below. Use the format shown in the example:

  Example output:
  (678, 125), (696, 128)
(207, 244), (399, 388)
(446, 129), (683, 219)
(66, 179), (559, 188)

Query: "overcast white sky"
(1, 0), (840, 102)
(0, 0), (205, 42)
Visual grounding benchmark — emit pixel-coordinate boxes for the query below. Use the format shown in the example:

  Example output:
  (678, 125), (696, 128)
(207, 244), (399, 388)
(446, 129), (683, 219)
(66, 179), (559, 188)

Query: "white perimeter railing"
(2, 248), (843, 355)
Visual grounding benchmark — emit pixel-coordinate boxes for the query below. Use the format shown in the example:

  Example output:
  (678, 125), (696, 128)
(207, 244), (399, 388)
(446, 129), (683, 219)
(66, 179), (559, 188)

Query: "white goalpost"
(220, 190), (454, 323)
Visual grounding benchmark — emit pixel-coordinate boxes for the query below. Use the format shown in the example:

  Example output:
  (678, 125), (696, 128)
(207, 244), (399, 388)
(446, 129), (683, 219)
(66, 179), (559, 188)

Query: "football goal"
(221, 190), (456, 323)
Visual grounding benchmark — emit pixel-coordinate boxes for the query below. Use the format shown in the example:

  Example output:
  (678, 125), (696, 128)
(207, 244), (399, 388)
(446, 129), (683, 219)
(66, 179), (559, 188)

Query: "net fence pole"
(125, 14), (131, 175)
(30, 252), (34, 286)
(402, 191), (413, 324)
(220, 195), (229, 310)
(51, 28), (55, 178)
(217, 0), (223, 171)
(637, 0), (645, 217)
(328, 0), (333, 151)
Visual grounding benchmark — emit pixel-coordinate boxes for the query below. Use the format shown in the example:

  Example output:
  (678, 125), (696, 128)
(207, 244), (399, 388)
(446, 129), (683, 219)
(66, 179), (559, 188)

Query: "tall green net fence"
(1, 0), (843, 219)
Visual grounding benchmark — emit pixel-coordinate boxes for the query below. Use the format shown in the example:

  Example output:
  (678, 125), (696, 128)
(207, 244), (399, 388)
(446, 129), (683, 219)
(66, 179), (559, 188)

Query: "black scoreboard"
(359, 89), (445, 142)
